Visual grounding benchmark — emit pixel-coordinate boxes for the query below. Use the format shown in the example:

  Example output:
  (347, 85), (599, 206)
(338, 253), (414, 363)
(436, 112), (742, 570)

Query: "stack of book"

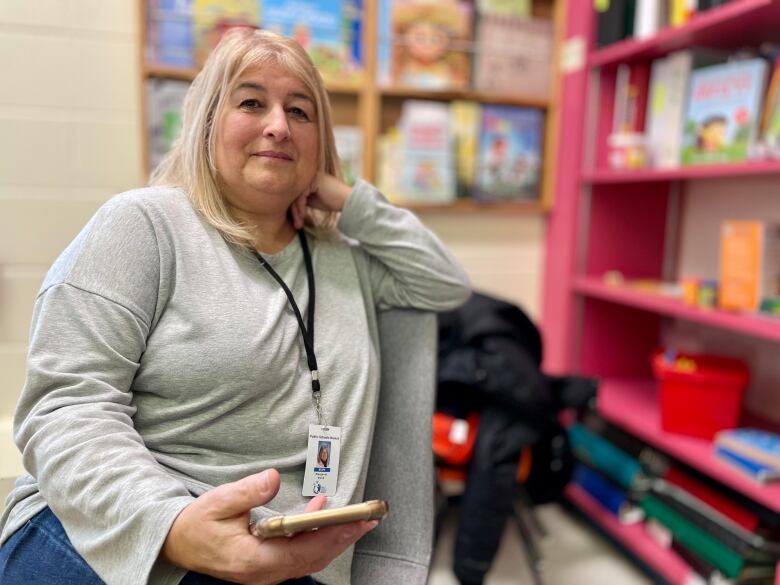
(715, 429), (780, 485)
(572, 412), (780, 584)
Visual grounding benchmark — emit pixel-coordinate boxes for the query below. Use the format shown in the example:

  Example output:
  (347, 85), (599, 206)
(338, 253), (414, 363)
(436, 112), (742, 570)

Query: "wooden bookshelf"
(138, 0), (562, 212)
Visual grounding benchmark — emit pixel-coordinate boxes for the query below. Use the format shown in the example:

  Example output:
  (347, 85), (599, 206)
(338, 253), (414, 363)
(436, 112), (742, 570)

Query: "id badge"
(302, 424), (341, 496)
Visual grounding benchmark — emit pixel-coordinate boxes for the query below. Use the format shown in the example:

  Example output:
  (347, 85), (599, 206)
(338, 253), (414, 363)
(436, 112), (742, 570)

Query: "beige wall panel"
(0, 1), (136, 35)
(0, 345), (26, 418)
(0, 186), (114, 202)
(0, 199), (102, 265)
(0, 419), (23, 480)
(0, 272), (42, 344)
(0, 118), (141, 189)
(423, 215), (544, 316)
(0, 34), (137, 111)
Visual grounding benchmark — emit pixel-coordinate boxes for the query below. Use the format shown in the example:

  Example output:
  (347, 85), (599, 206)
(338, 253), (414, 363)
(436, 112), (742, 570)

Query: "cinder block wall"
(0, 2), (546, 493)
(0, 1), (143, 484)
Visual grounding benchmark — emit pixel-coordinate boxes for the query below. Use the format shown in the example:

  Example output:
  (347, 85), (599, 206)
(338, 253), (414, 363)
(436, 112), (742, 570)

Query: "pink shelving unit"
(574, 276), (780, 342)
(582, 160), (780, 184)
(565, 484), (695, 585)
(543, 1), (780, 583)
(588, 0), (780, 68)
(598, 379), (780, 512)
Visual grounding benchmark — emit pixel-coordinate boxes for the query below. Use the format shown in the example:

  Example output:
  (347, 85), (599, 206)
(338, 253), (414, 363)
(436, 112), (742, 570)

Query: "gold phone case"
(252, 499), (388, 538)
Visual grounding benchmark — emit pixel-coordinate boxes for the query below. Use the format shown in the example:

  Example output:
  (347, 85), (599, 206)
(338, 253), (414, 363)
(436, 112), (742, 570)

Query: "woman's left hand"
(290, 172), (352, 229)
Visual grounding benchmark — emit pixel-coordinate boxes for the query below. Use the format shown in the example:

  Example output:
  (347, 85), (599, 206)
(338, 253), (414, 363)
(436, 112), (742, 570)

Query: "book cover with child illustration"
(474, 105), (543, 200)
(681, 59), (768, 165)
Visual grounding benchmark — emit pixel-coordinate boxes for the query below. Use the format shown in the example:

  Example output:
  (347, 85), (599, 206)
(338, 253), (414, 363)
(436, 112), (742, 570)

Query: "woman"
(0, 28), (469, 585)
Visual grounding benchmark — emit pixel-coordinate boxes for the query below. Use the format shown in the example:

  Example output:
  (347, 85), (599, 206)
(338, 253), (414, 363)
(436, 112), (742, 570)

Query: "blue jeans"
(0, 507), (317, 584)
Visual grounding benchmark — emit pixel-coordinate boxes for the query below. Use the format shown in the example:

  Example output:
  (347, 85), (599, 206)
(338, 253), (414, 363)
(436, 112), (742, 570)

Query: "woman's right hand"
(160, 469), (376, 584)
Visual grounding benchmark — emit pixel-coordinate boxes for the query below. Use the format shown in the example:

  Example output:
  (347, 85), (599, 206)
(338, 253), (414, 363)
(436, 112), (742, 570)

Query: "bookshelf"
(544, 0), (780, 582)
(137, 0), (562, 213)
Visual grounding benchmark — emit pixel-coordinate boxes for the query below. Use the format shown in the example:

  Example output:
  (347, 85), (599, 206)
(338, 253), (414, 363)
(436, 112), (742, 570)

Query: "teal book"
(568, 424), (644, 490)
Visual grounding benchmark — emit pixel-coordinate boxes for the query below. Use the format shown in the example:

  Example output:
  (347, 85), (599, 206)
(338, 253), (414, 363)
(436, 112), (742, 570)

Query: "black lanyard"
(254, 231), (320, 399)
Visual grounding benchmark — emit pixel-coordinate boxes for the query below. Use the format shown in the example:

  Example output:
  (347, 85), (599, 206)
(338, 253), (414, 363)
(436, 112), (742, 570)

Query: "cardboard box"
(719, 220), (780, 311)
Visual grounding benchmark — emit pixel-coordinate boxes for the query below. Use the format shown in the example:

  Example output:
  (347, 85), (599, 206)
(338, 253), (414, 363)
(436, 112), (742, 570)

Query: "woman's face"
(215, 63), (319, 218)
(319, 447), (328, 462)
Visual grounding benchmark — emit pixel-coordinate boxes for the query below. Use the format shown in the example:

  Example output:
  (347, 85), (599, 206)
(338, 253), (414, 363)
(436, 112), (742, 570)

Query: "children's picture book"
(391, 0), (472, 90)
(333, 126), (363, 186)
(397, 100), (456, 203)
(146, 78), (190, 171)
(261, 0), (364, 86)
(681, 58), (768, 165)
(193, 0), (259, 66)
(472, 15), (552, 99)
(474, 105), (543, 200)
(147, 0), (195, 68)
(645, 50), (724, 168)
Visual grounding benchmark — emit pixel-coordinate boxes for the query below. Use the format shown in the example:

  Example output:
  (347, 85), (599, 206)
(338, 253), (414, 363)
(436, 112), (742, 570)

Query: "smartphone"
(251, 500), (389, 538)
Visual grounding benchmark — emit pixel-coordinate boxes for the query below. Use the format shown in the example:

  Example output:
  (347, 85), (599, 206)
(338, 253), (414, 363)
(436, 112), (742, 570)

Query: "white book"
(634, 0), (663, 40)
(398, 100), (456, 203)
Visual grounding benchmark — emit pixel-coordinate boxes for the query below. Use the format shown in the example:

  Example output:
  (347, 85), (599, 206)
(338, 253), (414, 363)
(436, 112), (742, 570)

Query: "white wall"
(0, 1), (143, 479)
(0, 1), (546, 481)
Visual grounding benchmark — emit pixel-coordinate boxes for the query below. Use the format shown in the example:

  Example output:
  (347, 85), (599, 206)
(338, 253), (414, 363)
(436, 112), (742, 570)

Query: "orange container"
(651, 351), (749, 440)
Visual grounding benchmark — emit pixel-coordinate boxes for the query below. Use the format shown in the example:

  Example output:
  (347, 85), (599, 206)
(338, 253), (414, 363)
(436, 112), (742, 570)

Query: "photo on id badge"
(316, 441), (331, 470)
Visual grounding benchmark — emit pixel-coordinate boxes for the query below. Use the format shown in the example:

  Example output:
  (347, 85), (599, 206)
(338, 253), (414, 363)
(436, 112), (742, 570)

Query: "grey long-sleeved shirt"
(0, 180), (470, 585)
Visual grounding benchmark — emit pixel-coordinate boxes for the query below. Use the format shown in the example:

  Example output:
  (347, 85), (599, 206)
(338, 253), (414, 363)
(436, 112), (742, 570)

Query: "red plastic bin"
(651, 351), (749, 440)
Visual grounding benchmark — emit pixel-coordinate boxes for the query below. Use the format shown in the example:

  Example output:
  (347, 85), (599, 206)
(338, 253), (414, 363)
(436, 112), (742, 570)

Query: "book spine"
(641, 495), (746, 578)
(568, 424), (643, 489)
(715, 446), (780, 485)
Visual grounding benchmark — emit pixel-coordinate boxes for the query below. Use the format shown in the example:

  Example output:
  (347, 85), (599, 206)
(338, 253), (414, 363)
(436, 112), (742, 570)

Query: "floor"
(428, 504), (652, 585)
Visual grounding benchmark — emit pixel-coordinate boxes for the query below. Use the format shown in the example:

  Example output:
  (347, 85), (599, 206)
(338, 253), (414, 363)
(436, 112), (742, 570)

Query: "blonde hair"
(150, 28), (341, 248)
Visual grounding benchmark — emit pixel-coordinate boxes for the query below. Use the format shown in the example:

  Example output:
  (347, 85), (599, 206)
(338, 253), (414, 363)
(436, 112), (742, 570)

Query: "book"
(633, 0), (665, 40)
(193, 0), (259, 66)
(716, 428), (780, 470)
(719, 221), (780, 312)
(450, 100), (481, 198)
(645, 50), (725, 168)
(390, 0), (472, 90)
(571, 463), (644, 524)
(474, 105), (544, 200)
(651, 479), (780, 559)
(146, 0), (195, 68)
(595, 0), (629, 48)
(472, 15), (553, 100)
(663, 466), (762, 533)
(715, 446), (780, 485)
(261, 0), (365, 86)
(146, 78), (190, 171)
(476, 0), (531, 18)
(568, 424), (646, 490)
(397, 100), (456, 203)
(681, 58), (769, 165)
(333, 126), (362, 186)
(641, 494), (751, 579)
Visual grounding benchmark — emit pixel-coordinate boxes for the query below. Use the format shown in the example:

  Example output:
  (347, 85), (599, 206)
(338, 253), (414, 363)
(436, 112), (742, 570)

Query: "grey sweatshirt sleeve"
(14, 195), (193, 585)
(337, 180), (471, 311)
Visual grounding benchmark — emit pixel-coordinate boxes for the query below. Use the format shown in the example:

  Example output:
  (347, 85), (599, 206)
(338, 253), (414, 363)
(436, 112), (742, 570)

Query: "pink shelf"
(589, 0), (780, 68)
(574, 276), (780, 342)
(597, 378), (780, 513)
(582, 161), (780, 184)
(565, 484), (694, 585)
